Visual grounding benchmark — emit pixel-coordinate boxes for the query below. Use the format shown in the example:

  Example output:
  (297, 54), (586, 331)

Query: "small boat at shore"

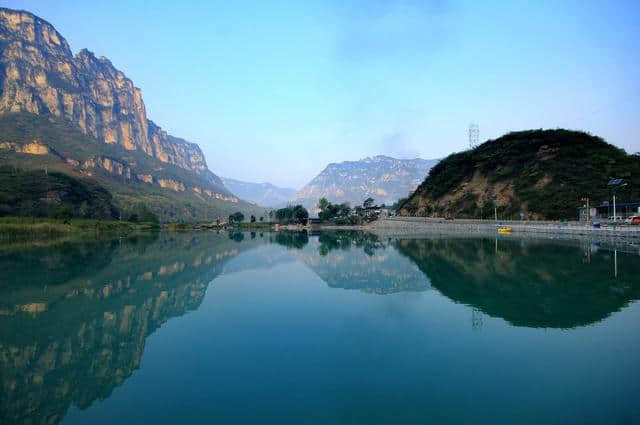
(497, 227), (512, 234)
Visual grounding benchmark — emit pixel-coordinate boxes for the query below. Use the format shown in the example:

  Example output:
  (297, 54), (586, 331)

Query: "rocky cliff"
(0, 8), (207, 173)
(0, 8), (263, 221)
(290, 155), (438, 213)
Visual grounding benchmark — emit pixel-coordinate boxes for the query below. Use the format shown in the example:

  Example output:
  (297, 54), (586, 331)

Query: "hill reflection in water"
(0, 230), (638, 424)
(393, 236), (640, 328)
(295, 231), (431, 294)
(301, 231), (639, 328)
(0, 232), (264, 425)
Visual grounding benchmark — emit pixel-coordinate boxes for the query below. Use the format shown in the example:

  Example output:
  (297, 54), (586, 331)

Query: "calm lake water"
(1, 231), (639, 425)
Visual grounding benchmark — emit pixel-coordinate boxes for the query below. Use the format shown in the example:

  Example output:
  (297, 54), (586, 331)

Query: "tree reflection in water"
(0, 231), (638, 424)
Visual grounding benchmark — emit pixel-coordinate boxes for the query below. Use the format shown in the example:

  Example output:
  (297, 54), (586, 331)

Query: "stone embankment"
(370, 217), (640, 241)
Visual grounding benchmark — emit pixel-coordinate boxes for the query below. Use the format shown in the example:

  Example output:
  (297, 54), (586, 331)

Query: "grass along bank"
(0, 217), (159, 242)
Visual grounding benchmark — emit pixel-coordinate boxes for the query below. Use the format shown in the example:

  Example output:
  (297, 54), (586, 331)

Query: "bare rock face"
(0, 140), (49, 154)
(0, 8), (208, 175)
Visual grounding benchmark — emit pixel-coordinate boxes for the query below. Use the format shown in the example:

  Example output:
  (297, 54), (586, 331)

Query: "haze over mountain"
(221, 177), (295, 209)
(0, 8), (264, 221)
(290, 155), (438, 213)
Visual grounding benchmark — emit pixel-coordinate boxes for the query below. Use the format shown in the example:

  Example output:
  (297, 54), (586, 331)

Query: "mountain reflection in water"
(0, 232), (262, 425)
(0, 231), (638, 425)
(394, 236), (640, 328)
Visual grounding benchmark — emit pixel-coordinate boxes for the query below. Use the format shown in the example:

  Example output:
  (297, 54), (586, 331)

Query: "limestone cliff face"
(0, 8), (208, 175)
(0, 140), (49, 154)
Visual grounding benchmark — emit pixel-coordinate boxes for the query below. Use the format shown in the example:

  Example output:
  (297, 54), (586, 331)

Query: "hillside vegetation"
(0, 113), (266, 222)
(0, 166), (119, 219)
(399, 129), (640, 220)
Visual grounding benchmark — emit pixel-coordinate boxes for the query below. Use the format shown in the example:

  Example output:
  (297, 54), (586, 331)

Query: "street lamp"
(608, 179), (628, 224)
(580, 197), (590, 224)
(492, 198), (498, 222)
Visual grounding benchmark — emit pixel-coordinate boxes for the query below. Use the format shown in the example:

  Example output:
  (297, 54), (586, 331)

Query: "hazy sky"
(5, 0), (640, 188)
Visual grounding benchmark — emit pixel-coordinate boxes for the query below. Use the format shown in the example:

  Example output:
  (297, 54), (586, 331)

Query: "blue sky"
(5, 0), (640, 188)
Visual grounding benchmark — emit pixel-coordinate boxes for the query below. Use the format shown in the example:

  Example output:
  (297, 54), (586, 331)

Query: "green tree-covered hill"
(0, 166), (118, 220)
(399, 129), (640, 220)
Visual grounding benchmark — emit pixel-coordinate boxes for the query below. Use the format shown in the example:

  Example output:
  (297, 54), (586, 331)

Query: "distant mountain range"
(221, 177), (296, 208)
(290, 155), (438, 213)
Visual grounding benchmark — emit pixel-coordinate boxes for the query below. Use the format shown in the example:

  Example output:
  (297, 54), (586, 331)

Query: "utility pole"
(608, 179), (627, 224)
(581, 197), (589, 224)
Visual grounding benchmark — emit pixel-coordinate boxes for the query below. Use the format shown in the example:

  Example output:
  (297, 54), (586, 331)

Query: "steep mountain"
(398, 129), (640, 220)
(0, 8), (263, 221)
(290, 155), (438, 213)
(221, 177), (295, 208)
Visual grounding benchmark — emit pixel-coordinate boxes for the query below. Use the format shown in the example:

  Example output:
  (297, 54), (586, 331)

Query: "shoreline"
(0, 217), (159, 246)
(315, 218), (640, 255)
(4, 216), (640, 245)
(365, 217), (640, 242)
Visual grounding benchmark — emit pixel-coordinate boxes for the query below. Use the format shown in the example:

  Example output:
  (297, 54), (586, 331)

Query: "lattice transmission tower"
(469, 123), (479, 149)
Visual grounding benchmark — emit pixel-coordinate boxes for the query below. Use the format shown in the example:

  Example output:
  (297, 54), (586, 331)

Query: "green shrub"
(0, 166), (119, 219)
